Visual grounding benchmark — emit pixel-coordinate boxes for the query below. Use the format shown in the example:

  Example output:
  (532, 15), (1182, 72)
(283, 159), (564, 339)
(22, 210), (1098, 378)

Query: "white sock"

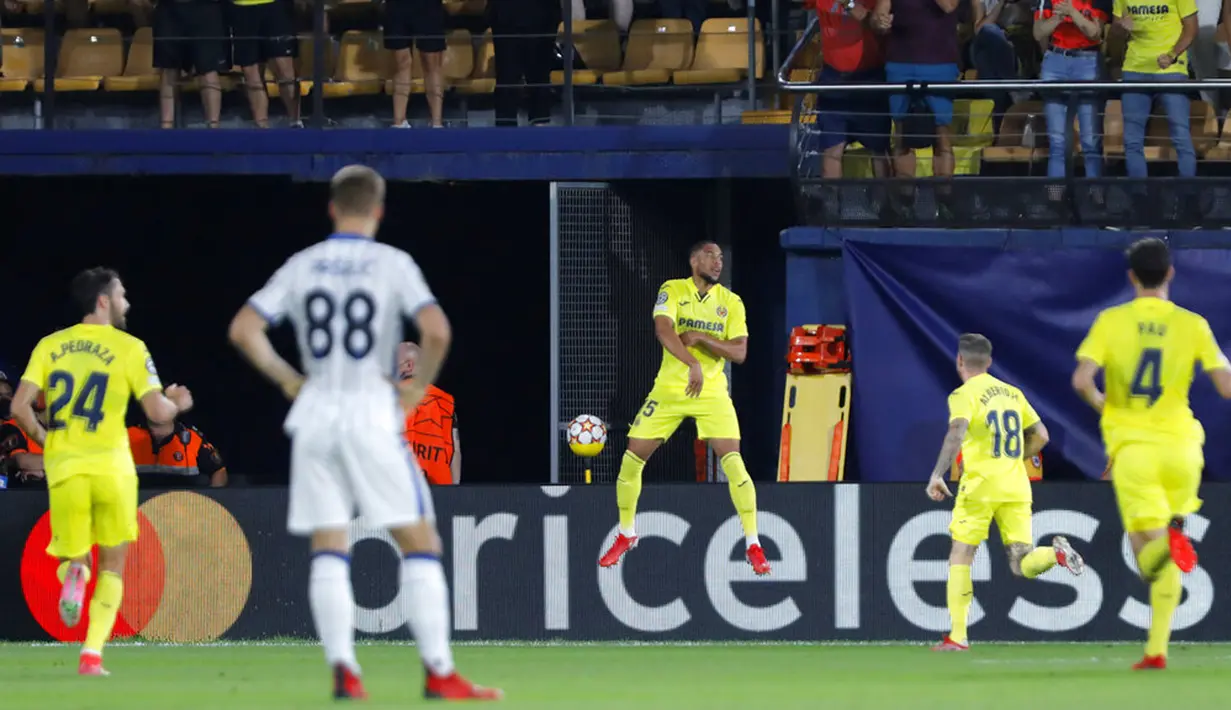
(619, 527), (636, 538)
(401, 554), (456, 677)
(309, 553), (359, 673)
(746, 535), (760, 549)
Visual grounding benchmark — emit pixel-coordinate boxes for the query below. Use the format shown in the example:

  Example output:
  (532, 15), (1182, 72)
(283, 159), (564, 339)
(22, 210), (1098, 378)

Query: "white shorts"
(287, 422), (435, 536)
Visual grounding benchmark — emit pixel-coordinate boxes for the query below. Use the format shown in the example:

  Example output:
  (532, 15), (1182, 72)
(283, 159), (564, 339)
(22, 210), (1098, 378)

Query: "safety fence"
(2, 483), (1228, 642)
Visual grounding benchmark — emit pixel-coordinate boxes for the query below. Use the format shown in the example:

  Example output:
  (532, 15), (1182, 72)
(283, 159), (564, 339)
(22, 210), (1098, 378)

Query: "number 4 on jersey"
(1131, 348), (1163, 406)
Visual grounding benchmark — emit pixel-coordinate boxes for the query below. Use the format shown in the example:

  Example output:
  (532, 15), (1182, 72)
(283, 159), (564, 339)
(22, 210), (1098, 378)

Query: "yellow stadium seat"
(34, 28), (122, 92)
(455, 30), (495, 95)
(104, 27), (158, 92)
(384, 29), (473, 95)
(1205, 109), (1231, 162)
(602, 19), (693, 86)
(739, 109), (792, 124)
(952, 98), (995, 148)
(0, 28), (44, 92)
(323, 31), (392, 98)
(672, 18), (762, 86)
(981, 100), (1047, 164)
(264, 35), (331, 96)
(550, 20), (621, 86)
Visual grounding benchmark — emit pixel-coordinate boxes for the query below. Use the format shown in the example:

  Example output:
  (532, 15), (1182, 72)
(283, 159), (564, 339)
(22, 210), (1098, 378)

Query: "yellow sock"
(1137, 537), (1171, 581)
(947, 564), (973, 645)
(721, 452), (759, 540)
(83, 571), (123, 656)
(1145, 563), (1181, 658)
(1021, 547), (1057, 579)
(616, 451), (646, 534)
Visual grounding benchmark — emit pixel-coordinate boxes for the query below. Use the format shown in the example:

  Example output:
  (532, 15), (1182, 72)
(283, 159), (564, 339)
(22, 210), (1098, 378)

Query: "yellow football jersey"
(21, 323), (162, 484)
(1076, 297), (1227, 455)
(948, 373), (1041, 502)
(649, 278), (748, 397)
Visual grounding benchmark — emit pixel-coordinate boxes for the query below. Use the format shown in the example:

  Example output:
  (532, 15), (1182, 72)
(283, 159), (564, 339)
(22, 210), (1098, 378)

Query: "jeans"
(1040, 50), (1103, 178)
(1122, 71), (1197, 178)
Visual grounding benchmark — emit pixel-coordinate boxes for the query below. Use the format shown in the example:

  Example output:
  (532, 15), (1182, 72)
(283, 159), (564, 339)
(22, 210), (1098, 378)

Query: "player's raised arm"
(11, 380), (46, 448)
(229, 304), (306, 401)
(139, 386), (193, 427)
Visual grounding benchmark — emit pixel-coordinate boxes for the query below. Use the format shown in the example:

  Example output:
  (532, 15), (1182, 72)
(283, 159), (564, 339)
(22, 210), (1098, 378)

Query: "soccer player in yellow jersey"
(927, 334), (1086, 651)
(10, 267), (193, 676)
(598, 241), (770, 575)
(1072, 237), (1231, 670)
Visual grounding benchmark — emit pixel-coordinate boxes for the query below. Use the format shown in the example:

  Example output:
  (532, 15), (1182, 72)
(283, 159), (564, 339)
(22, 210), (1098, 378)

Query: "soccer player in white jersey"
(228, 165), (501, 702)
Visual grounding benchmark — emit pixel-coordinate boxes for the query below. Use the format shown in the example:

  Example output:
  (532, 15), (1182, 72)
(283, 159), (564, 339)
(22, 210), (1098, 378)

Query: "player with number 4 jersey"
(1073, 237), (1231, 670)
(926, 334), (1085, 652)
(12, 267), (193, 676)
(229, 164), (498, 701)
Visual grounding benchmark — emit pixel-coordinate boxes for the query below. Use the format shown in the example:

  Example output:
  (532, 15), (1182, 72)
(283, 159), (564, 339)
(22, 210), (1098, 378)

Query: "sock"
(83, 571), (122, 656)
(721, 452), (759, 546)
(1145, 563), (1181, 658)
(309, 552), (360, 673)
(57, 561), (92, 586)
(1137, 536), (1172, 581)
(401, 553), (456, 678)
(616, 451), (646, 536)
(1020, 547), (1057, 579)
(947, 564), (973, 645)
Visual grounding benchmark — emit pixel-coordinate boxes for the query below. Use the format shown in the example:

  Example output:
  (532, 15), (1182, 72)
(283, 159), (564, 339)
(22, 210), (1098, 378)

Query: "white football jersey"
(248, 233), (435, 406)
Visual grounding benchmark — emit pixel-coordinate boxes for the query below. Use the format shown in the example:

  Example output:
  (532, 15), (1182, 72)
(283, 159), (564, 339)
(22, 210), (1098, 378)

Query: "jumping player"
(1072, 237), (1231, 670)
(12, 267), (193, 675)
(228, 164), (500, 701)
(599, 241), (770, 575)
(927, 333), (1085, 651)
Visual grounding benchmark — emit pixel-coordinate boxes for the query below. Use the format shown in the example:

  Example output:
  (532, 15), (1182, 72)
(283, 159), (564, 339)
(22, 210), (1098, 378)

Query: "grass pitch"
(2, 641), (1229, 709)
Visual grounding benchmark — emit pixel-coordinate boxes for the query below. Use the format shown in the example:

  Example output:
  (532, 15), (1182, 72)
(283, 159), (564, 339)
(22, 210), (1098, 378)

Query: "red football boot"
(424, 671), (503, 700)
(931, 635), (969, 652)
(599, 533), (638, 568)
(1168, 519), (1198, 573)
(333, 664), (368, 700)
(1132, 655), (1167, 671)
(746, 544), (771, 576)
(78, 651), (110, 676)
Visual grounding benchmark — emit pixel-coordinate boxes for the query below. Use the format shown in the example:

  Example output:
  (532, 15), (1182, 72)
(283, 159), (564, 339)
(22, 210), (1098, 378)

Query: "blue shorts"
(885, 62), (960, 127)
(815, 65), (892, 153)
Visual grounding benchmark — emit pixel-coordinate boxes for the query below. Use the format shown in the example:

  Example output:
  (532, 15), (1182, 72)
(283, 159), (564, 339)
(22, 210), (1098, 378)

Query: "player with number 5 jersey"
(12, 267), (193, 676)
(228, 164), (499, 701)
(1073, 237), (1231, 670)
(926, 334), (1085, 652)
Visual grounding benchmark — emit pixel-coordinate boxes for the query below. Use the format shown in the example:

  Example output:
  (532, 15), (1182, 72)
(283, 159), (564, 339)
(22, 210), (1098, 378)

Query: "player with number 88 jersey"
(229, 165), (499, 701)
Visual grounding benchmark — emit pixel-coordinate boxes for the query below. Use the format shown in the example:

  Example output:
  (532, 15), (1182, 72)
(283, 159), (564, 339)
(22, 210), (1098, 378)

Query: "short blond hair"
(330, 164), (386, 217)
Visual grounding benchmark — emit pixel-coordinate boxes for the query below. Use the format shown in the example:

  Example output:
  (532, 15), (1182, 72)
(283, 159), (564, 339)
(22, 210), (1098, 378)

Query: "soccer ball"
(566, 414), (607, 457)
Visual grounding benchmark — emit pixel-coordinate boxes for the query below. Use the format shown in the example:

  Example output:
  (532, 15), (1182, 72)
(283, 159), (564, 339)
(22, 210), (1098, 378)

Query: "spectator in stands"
(398, 341), (460, 484)
(874, 0), (960, 183)
(490, 0), (557, 126)
(815, 0), (892, 181)
(1191, 0), (1231, 114)
(0, 373), (45, 485)
(564, 0), (633, 31)
(231, 0), (303, 128)
(1034, 0), (1108, 178)
(154, 0), (230, 128)
(970, 0), (1032, 128)
(385, 0), (447, 128)
(128, 419), (228, 487)
(1113, 0), (1198, 177)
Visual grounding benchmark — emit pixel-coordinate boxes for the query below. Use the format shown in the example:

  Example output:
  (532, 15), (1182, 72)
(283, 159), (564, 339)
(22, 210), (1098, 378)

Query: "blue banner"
(843, 241), (1231, 482)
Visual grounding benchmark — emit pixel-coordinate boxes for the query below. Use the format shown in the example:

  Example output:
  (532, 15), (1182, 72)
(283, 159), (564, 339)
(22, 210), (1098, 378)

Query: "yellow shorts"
(46, 474), (139, 560)
(949, 496), (1033, 547)
(627, 391), (741, 441)
(1111, 442), (1203, 533)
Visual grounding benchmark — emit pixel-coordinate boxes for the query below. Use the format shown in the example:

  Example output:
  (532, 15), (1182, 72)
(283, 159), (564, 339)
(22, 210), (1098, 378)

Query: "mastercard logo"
(21, 491), (253, 643)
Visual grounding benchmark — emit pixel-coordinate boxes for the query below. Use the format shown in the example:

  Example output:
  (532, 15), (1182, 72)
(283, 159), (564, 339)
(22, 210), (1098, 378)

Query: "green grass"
(2, 642), (1230, 709)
